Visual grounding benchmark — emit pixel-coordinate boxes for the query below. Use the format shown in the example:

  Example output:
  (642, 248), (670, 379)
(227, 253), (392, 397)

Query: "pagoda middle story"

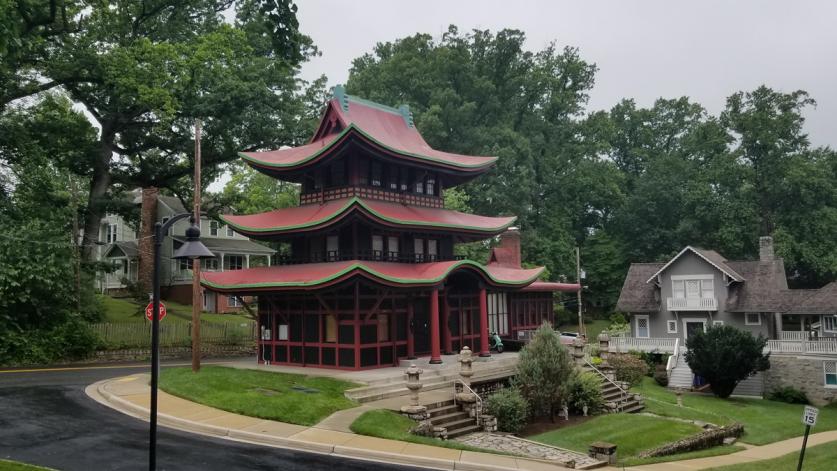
(202, 86), (580, 369)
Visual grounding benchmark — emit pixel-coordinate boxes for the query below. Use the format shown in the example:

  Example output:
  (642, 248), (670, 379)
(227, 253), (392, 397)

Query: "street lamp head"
(172, 219), (215, 260)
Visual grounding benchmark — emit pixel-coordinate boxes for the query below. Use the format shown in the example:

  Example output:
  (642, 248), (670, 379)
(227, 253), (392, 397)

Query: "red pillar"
(429, 288), (442, 364)
(479, 287), (490, 357)
(442, 293), (453, 355)
(406, 298), (416, 359)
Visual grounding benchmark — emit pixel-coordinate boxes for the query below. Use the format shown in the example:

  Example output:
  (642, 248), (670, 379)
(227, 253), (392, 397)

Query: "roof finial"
(333, 84), (349, 112)
(398, 104), (414, 128)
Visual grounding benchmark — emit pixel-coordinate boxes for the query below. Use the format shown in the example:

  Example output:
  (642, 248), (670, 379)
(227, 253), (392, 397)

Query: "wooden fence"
(90, 321), (257, 350)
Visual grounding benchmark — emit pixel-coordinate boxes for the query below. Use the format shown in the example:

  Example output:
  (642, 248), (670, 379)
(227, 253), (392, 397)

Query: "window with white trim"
(823, 316), (837, 333)
(672, 277), (714, 299)
(225, 255), (244, 270)
(228, 295), (242, 307)
(226, 226), (234, 237)
(487, 292), (509, 336)
(326, 235), (339, 261)
(745, 313), (761, 325)
(414, 238), (424, 262)
(372, 235), (384, 260)
(387, 236), (399, 260)
(667, 320), (678, 334)
(427, 239), (438, 261)
(105, 223), (118, 243)
(825, 361), (837, 388)
(713, 320), (724, 327)
(210, 220), (219, 236)
(635, 315), (650, 338)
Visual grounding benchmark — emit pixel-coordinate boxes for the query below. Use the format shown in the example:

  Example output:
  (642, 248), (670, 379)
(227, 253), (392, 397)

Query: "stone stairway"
(345, 356), (518, 403)
(599, 375), (645, 413)
(425, 398), (482, 439)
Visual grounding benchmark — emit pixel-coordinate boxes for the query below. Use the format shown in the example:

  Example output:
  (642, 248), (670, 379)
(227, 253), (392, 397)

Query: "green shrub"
(0, 318), (99, 365)
(685, 325), (770, 398)
(608, 353), (649, 386)
(653, 364), (669, 387)
(767, 386), (809, 404)
(486, 387), (529, 434)
(516, 323), (577, 420)
(591, 356), (604, 366)
(570, 372), (604, 414)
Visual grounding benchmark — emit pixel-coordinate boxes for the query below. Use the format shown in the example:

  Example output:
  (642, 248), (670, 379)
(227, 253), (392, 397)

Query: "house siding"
(631, 251), (770, 340)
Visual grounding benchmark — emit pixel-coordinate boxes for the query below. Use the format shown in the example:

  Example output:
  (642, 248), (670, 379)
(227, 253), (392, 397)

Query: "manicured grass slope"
(531, 413), (701, 458)
(633, 377), (837, 444)
(350, 409), (493, 453)
(707, 442), (837, 471)
(159, 366), (359, 426)
(0, 460), (53, 471)
(100, 295), (250, 323)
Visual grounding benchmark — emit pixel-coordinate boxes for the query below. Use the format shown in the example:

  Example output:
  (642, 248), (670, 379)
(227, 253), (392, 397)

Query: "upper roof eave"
(645, 246), (745, 284)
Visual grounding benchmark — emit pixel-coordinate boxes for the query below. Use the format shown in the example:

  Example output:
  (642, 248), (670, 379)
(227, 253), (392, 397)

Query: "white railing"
(610, 337), (677, 353)
(779, 331), (811, 341)
(667, 297), (718, 311)
(766, 340), (837, 355)
(453, 379), (483, 424)
(666, 338), (680, 375)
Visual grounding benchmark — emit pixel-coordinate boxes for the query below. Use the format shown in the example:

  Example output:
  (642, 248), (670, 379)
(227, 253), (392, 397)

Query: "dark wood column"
(479, 287), (490, 357)
(429, 288), (442, 364)
(354, 282), (361, 368)
(407, 296), (416, 359)
(442, 292), (453, 355)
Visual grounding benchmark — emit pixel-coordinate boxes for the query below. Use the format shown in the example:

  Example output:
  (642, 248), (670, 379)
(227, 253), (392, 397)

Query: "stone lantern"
(572, 337), (586, 365)
(459, 346), (474, 386)
(597, 332), (610, 362)
(400, 363), (428, 419)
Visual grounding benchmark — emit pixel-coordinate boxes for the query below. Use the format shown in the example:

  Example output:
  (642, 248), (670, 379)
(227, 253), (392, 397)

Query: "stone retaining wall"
(92, 345), (254, 362)
(764, 355), (836, 406)
(637, 423), (744, 458)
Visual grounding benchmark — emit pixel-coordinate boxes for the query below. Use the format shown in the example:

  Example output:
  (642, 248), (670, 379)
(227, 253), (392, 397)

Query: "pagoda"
(202, 86), (579, 369)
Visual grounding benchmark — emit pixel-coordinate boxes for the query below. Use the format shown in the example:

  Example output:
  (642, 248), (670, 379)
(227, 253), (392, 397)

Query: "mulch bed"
(520, 414), (594, 436)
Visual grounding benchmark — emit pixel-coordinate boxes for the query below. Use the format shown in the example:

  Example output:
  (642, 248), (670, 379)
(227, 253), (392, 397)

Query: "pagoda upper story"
(240, 86), (496, 209)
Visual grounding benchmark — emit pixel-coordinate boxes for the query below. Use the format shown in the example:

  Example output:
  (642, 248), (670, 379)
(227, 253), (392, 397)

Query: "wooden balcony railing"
(667, 297), (718, 311)
(274, 250), (465, 265)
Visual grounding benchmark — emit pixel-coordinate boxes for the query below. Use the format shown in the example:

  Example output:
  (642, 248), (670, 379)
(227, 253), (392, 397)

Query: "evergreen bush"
(685, 325), (770, 398)
(485, 387), (529, 434)
(570, 371), (604, 414)
(608, 353), (649, 386)
(767, 386), (809, 404)
(516, 322), (577, 420)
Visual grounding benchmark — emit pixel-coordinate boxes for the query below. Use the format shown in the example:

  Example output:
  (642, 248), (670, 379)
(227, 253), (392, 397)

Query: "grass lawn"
(557, 319), (610, 340)
(0, 460), (53, 471)
(707, 442), (837, 471)
(99, 295), (250, 323)
(530, 413), (702, 460)
(350, 409), (499, 453)
(633, 377), (837, 445)
(159, 366), (359, 426)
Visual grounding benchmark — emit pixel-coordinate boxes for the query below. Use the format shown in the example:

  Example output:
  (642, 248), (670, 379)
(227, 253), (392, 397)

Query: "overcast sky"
(294, 0), (836, 148)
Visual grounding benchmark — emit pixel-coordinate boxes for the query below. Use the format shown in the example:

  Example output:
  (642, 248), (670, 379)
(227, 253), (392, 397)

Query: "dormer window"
(672, 275), (714, 299)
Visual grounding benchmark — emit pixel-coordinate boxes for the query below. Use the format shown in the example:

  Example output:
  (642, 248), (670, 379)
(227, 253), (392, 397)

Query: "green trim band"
(240, 123), (498, 171)
(201, 259), (544, 290)
(220, 196), (516, 234)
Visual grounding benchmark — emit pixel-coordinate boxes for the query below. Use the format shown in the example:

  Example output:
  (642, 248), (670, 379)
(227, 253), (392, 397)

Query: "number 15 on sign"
(802, 406), (818, 427)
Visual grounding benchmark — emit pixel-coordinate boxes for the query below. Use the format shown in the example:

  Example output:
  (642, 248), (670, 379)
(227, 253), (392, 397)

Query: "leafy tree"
(217, 162), (299, 214)
(684, 325), (770, 398)
(515, 322), (577, 421)
(3, 0), (324, 261)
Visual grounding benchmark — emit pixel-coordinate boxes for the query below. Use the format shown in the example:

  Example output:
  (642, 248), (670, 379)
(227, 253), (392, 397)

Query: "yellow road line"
(0, 361), (227, 374)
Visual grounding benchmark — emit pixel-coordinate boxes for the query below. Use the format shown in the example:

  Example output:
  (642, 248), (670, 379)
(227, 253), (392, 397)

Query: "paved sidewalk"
(620, 429), (837, 470)
(88, 374), (585, 471)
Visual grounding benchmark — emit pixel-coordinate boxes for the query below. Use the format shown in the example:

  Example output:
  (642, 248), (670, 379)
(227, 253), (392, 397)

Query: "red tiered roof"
(202, 260), (544, 293)
(241, 92), (497, 173)
(221, 197), (516, 237)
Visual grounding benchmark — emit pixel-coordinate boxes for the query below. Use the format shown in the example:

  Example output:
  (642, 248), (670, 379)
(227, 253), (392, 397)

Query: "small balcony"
(667, 297), (718, 311)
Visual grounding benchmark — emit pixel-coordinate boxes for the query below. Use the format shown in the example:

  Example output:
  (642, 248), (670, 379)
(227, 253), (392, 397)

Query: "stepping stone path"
(454, 432), (603, 468)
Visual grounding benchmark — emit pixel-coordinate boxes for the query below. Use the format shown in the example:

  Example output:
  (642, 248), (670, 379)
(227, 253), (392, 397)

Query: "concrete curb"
(86, 377), (575, 471)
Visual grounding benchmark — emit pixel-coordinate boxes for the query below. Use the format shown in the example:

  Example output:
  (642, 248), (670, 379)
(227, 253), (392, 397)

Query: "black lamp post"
(150, 214), (214, 471)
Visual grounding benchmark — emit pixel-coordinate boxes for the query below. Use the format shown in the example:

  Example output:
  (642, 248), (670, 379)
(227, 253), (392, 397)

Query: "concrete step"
(434, 417), (475, 431)
(430, 411), (471, 425)
(446, 423), (482, 439)
(427, 404), (459, 418)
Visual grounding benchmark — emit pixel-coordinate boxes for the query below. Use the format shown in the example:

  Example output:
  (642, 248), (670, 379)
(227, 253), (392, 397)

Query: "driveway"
(0, 361), (419, 471)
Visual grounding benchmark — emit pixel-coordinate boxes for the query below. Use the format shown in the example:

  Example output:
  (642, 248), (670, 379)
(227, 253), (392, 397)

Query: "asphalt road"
(0, 361), (420, 471)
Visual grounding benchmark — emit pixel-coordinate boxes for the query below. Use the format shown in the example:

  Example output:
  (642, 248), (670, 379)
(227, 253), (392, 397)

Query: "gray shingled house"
(614, 236), (837, 404)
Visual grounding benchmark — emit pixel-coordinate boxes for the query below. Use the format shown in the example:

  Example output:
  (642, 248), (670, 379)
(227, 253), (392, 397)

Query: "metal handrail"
(453, 379), (484, 424)
(666, 338), (680, 375)
(584, 358), (631, 412)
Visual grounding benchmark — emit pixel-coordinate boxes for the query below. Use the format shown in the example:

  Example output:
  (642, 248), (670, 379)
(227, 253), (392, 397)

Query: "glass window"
(667, 320), (678, 333)
(226, 255), (244, 270)
(672, 280), (685, 299)
(426, 174), (436, 195)
(228, 295), (241, 307)
(635, 316), (650, 338)
(487, 292), (509, 335)
(823, 316), (837, 332)
(326, 235), (339, 261)
(399, 167), (409, 191)
(701, 279), (714, 298)
(106, 223), (118, 243)
(387, 236), (399, 260)
(210, 220), (219, 236)
(372, 235), (384, 260)
(414, 238), (424, 262)
(427, 239), (438, 261)
(226, 226), (234, 237)
(745, 313), (761, 325)
(371, 161), (382, 187)
(825, 361), (837, 387)
(325, 314), (337, 342)
(415, 176), (424, 194)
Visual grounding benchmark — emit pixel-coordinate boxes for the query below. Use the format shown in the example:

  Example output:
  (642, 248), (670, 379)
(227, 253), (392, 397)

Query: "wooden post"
(442, 292), (452, 355)
(576, 246), (584, 337)
(429, 288), (442, 364)
(479, 287), (490, 357)
(191, 119), (202, 373)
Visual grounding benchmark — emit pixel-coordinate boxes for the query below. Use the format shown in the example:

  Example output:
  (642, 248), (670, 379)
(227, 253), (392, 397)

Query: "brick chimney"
(137, 187), (158, 295)
(759, 236), (774, 262)
(488, 227), (522, 268)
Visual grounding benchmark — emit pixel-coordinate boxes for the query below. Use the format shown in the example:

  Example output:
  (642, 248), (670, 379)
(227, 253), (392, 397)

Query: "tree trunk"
(81, 133), (113, 261)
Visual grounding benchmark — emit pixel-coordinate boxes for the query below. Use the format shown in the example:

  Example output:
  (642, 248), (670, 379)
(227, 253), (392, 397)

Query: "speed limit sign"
(802, 405), (818, 427)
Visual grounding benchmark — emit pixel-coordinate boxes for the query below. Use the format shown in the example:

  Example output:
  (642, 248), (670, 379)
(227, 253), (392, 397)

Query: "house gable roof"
(617, 263), (665, 312)
(645, 246), (745, 284)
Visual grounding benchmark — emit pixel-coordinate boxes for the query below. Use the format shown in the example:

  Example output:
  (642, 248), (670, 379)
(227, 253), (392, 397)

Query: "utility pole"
(576, 246), (584, 337)
(191, 119), (202, 373)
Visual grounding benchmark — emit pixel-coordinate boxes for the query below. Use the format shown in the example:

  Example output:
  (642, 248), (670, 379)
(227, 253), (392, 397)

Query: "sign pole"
(191, 119), (202, 373)
(796, 424), (810, 471)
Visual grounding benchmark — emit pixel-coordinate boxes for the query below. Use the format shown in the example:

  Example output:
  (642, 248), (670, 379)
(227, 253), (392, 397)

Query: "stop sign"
(145, 301), (167, 322)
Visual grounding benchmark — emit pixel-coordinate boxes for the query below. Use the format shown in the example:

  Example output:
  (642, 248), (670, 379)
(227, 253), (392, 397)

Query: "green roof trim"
(239, 123), (498, 171)
(201, 260), (544, 290)
(219, 196), (516, 234)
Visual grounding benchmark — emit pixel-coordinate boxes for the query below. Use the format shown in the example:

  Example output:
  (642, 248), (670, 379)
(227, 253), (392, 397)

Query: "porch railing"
(766, 339), (837, 355)
(666, 297), (718, 311)
(609, 336), (677, 353)
(779, 331), (813, 341)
